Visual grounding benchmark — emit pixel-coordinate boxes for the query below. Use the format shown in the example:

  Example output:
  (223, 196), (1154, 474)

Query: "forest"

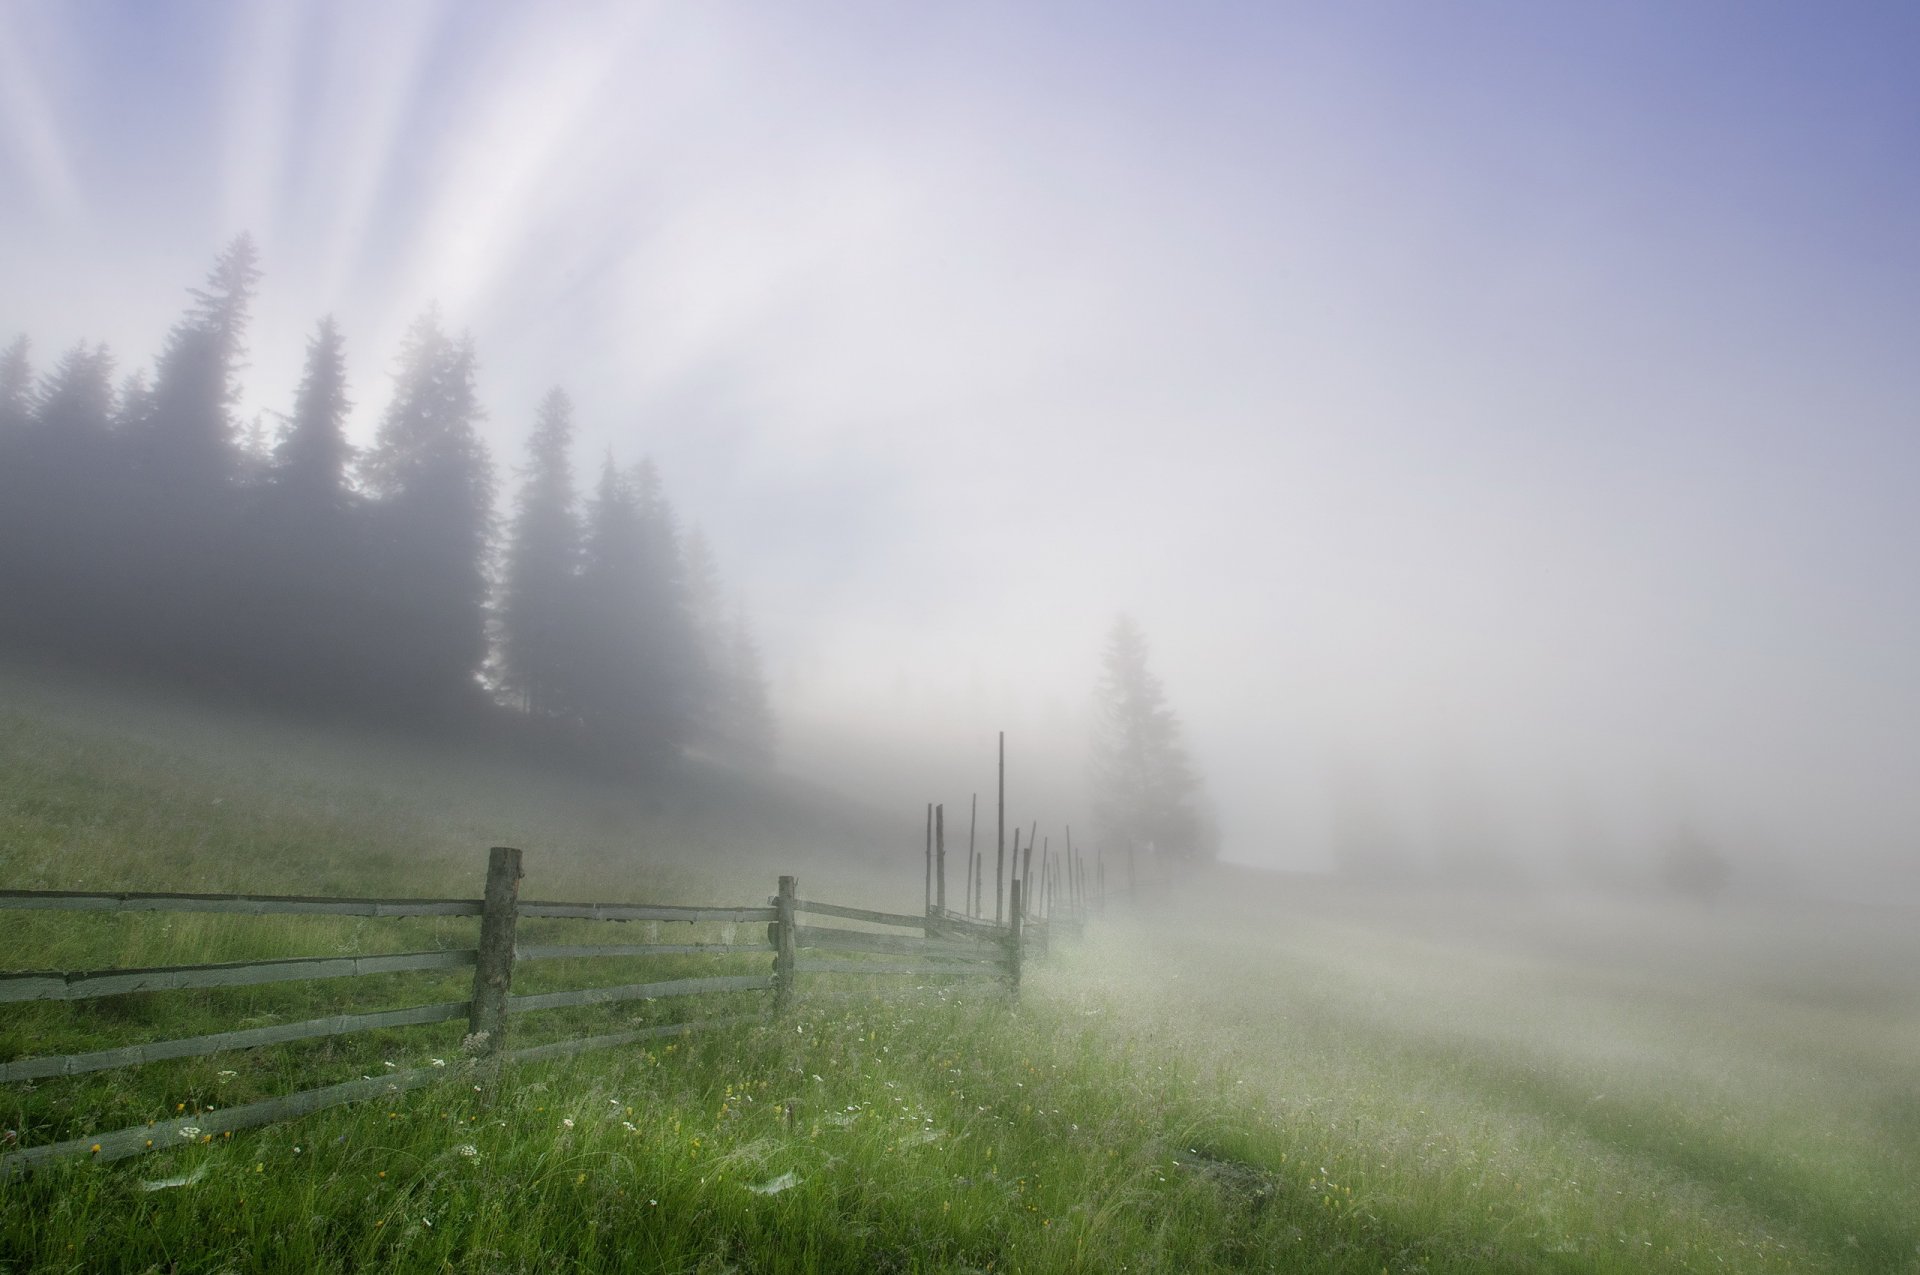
(0, 235), (773, 772)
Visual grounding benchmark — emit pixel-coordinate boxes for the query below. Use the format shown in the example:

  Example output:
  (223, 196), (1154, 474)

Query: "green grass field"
(2, 661), (1917, 1272)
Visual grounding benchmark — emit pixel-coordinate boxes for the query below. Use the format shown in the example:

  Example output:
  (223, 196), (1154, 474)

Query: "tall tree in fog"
(120, 236), (263, 669)
(0, 343), (121, 646)
(498, 388), (580, 718)
(0, 337), (31, 439)
(139, 234), (260, 494)
(573, 455), (695, 761)
(1091, 615), (1216, 863)
(360, 310), (495, 717)
(270, 318), (354, 514)
(242, 316), (366, 698)
(683, 528), (776, 768)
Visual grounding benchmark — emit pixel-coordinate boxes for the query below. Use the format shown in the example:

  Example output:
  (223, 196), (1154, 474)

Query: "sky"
(3, 1), (1918, 897)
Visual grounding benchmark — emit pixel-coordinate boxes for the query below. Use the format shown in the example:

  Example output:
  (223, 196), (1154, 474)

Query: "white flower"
(455, 1144), (479, 1158)
(177, 1126), (202, 1139)
(430, 1058), (447, 1068)
(562, 1118), (574, 1129)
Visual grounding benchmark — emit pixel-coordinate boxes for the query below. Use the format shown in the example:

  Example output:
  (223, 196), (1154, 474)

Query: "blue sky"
(4, 1), (1918, 894)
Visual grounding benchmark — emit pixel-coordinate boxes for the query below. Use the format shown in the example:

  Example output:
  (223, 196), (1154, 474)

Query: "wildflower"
(562, 1118), (575, 1130)
(456, 1144), (478, 1158)
(90, 1144), (101, 1155)
(179, 1126), (202, 1140)
(430, 1058), (447, 1068)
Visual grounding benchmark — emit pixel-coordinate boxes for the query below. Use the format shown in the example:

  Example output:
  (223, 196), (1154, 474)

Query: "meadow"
(2, 660), (1916, 1272)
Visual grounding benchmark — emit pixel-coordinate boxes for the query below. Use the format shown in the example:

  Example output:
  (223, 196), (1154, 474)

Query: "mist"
(4, 2), (1917, 901)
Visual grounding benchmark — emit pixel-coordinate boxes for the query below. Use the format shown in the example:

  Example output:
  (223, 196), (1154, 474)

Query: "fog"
(4, 3), (1917, 899)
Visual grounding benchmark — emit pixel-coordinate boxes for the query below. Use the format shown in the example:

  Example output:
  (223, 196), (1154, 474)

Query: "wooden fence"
(0, 848), (1048, 1178)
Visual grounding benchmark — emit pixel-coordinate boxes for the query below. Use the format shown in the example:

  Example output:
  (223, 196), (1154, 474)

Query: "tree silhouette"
(0, 336), (31, 440)
(238, 317), (368, 702)
(0, 242), (777, 768)
(360, 310), (495, 718)
(1091, 615), (1215, 866)
(498, 388), (581, 720)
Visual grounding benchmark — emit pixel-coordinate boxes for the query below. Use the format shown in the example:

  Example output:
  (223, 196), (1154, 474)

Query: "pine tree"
(682, 527), (775, 768)
(0, 336), (31, 440)
(271, 317), (354, 514)
(0, 343), (122, 646)
(716, 611), (777, 768)
(498, 387), (580, 718)
(140, 233), (260, 494)
(243, 316), (365, 699)
(1090, 615), (1216, 867)
(360, 310), (495, 717)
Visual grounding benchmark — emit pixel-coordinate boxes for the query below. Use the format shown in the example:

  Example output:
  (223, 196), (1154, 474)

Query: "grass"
(2, 658), (1918, 1271)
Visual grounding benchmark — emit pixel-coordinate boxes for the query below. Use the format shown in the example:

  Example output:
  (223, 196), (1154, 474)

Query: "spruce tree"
(244, 316), (364, 699)
(360, 311), (495, 717)
(0, 336), (31, 440)
(1091, 615), (1216, 866)
(498, 387), (580, 718)
(0, 343), (121, 647)
(141, 233), (260, 494)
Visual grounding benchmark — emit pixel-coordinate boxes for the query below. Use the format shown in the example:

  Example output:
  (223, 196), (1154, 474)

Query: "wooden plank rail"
(793, 959), (1006, 977)
(516, 942), (771, 961)
(0, 950), (478, 1003)
(508, 974), (772, 1014)
(0, 1014), (767, 1180)
(0, 888), (483, 917)
(791, 925), (998, 959)
(519, 902), (777, 923)
(0, 1000), (471, 1083)
(792, 899), (927, 929)
(0, 850), (1072, 1174)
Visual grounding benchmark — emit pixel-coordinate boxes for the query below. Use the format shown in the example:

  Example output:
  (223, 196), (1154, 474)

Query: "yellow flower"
(90, 1144), (101, 1154)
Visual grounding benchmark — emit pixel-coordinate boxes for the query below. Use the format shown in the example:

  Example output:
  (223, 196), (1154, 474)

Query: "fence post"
(935, 803), (946, 914)
(1007, 880), (1024, 997)
(773, 874), (798, 1014)
(469, 846), (524, 1077)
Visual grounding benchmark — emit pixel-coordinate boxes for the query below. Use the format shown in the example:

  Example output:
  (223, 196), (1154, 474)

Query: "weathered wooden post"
(1009, 827), (1022, 917)
(935, 804), (947, 913)
(773, 874), (798, 1014)
(469, 845), (524, 1081)
(924, 803), (933, 914)
(995, 732), (1005, 926)
(1007, 880), (1024, 997)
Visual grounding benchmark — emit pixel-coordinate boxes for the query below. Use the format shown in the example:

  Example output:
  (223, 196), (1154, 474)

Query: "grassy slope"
(3, 662), (1918, 1272)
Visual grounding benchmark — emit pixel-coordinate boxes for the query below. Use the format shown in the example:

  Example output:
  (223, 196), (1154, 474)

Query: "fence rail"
(0, 847), (1049, 1178)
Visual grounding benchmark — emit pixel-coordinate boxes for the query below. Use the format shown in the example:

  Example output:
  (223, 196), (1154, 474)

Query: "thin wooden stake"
(773, 875), (798, 1013)
(996, 732), (1005, 926)
(935, 804), (946, 913)
(1008, 880), (1024, 997)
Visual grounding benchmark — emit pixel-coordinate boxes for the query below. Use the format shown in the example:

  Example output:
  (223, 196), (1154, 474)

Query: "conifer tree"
(141, 233), (260, 494)
(271, 317), (354, 514)
(498, 387), (580, 718)
(360, 310), (495, 717)
(1091, 615), (1216, 865)
(0, 343), (121, 646)
(0, 336), (31, 440)
(244, 316), (363, 698)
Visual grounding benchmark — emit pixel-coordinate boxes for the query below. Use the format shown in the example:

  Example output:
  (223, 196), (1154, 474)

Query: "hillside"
(3, 666), (1917, 1272)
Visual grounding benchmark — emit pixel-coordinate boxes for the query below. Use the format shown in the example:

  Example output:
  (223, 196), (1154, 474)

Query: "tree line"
(0, 235), (774, 770)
